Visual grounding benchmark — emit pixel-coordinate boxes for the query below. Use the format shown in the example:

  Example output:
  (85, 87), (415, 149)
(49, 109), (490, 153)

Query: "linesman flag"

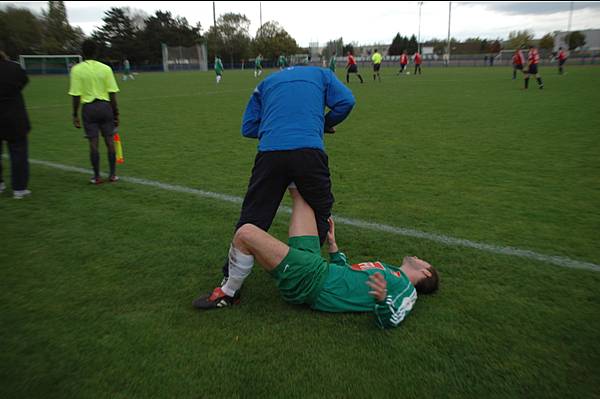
(114, 132), (124, 164)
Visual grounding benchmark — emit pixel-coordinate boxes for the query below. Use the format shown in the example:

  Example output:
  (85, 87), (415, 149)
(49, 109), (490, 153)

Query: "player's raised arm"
(324, 70), (355, 130)
(241, 85), (262, 138)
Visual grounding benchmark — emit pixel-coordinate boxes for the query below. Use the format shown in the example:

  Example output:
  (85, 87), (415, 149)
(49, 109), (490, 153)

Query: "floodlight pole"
(260, 2), (263, 28)
(418, 2), (424, 54)
(567, 1), (574, 33)
(446, 2), (452, 64)
(213, 2), (217, 30)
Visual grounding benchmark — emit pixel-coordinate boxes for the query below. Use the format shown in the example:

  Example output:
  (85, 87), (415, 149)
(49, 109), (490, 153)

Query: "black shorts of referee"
(82, 100), (115, 139)
(373, 63), (381, 72)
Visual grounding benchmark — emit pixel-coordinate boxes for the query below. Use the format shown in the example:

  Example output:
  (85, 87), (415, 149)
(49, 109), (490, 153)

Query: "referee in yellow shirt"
(69, 39), (120, 184)
(372, 49), (383, 82)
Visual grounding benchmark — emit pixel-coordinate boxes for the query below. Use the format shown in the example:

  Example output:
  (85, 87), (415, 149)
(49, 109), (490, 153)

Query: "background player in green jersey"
(254, 54), (263, 78)
(329, 52), (336, 73)
(194, 187), (439, 329)
(278, 54), (287, 70)
(214, 55), (224, 84)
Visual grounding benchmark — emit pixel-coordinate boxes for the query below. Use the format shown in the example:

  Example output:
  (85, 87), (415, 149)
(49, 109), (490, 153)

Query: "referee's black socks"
(90, 151), (100, 177)
(108, 151), (116, 176)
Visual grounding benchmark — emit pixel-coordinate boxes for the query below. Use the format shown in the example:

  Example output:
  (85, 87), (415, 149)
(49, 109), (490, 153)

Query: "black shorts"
(373, 63), (381, 72)
(348, 64), (358, 73)
(559, 59), (566, 66)
(514, 64), (523, 70)
(82, 101), (114, 139)
(527, 64), (539, 74)
(236, 149), (334, 245)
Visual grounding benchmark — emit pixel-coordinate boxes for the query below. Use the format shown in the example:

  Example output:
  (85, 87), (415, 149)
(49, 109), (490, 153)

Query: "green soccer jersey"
(329, 56), (336, 72)
(312, 252), (418, 329)
(255, 56), (262, 69)
(215, 58), (223, 74)
(278, 55), (287, 68)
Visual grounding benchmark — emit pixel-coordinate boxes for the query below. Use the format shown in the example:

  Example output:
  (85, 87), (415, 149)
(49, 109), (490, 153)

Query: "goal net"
(161, 43), (208, 72)
(289, 54), (310, 66)
(19, 54), (82, 74)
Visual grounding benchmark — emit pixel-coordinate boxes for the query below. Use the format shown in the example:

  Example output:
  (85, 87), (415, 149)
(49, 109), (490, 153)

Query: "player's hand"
(367, 272), (388, 302)
(72, 116), (81, 129)
(327, 217), (336, 245)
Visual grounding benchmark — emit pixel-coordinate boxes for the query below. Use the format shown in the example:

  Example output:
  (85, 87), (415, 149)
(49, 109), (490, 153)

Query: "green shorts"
(269, 236), (328, 305)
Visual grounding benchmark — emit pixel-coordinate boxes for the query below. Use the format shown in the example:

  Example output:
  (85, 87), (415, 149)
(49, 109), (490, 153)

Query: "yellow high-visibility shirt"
(68, 60), (119, 104)
(372, 52), (383, 64)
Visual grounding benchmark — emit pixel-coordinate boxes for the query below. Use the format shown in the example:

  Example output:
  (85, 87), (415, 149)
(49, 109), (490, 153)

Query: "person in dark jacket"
(0, 50), (31, 199)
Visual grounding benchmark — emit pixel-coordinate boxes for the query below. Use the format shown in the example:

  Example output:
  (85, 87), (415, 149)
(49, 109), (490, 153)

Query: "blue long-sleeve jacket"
(241, 66), (355, 152)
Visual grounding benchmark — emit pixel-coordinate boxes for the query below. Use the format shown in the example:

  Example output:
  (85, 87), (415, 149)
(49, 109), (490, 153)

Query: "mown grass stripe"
(27, 157), (600, 273)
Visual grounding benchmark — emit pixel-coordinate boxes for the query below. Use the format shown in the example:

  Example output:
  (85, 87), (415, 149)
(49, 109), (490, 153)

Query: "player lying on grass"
(193, 187), (440, 329)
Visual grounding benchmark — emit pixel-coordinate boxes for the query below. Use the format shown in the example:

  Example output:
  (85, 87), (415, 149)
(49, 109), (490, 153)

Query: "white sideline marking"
(27, 158), (600, 273)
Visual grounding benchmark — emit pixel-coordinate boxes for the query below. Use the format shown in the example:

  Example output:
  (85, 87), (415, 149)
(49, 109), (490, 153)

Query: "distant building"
(554, 29), (600, 51)
(422, 46), (435, 59)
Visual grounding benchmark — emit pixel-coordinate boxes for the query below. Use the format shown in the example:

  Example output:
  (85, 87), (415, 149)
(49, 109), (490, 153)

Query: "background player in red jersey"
(513, 49), (523, 80)
(413, 51), (422, 75)
(398, 50), (409, 75)
(524, 45), (544, 90)
(557, 47), (568, 75)
(345, 51), (364, 84)
(512, 48), (524, 80)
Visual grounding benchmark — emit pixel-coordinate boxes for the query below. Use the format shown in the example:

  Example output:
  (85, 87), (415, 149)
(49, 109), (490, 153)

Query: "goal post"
(19, 54), (82, 74)
(161, 43), (208, 72)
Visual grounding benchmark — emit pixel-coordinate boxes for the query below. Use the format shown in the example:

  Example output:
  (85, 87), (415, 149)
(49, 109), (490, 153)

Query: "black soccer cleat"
(192, 287), (240, 310)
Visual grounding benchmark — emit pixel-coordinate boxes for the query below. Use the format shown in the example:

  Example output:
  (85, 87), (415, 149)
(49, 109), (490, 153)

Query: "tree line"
(0, 1), (301, 66)
(1, 2), (588, 67)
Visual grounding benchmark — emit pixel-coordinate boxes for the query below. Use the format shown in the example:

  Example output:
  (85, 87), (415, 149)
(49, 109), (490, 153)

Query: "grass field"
(1, 65), (600, 398)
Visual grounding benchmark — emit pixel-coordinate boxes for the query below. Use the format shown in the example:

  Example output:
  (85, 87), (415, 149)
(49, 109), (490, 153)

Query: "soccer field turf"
(1, 66), (599, 398)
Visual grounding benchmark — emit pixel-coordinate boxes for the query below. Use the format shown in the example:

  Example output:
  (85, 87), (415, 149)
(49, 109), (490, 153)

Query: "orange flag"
(114, 132), (124, 164)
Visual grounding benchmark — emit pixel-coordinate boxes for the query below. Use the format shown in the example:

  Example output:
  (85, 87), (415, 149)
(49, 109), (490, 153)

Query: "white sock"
(222, 244), (254, 296)
(258, 70), (262, 76)
(216, 75), (222, 83)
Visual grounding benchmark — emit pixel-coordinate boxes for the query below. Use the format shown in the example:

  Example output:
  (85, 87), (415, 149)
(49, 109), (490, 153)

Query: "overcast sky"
(5, 1), (600, 46)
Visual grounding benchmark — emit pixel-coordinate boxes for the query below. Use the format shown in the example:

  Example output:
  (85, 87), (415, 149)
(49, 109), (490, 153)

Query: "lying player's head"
(81, 39), (98, 59)
(402, 256), (439, 294)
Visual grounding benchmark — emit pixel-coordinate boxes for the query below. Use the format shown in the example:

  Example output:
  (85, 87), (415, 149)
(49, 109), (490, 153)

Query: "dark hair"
(81, 39), (97, 59)
(414, 266), (439, 294)
(374, 49), (378, 52)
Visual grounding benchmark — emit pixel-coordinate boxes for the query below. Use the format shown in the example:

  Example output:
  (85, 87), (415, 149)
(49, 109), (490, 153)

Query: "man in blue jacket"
(194, 65), (355, 309)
